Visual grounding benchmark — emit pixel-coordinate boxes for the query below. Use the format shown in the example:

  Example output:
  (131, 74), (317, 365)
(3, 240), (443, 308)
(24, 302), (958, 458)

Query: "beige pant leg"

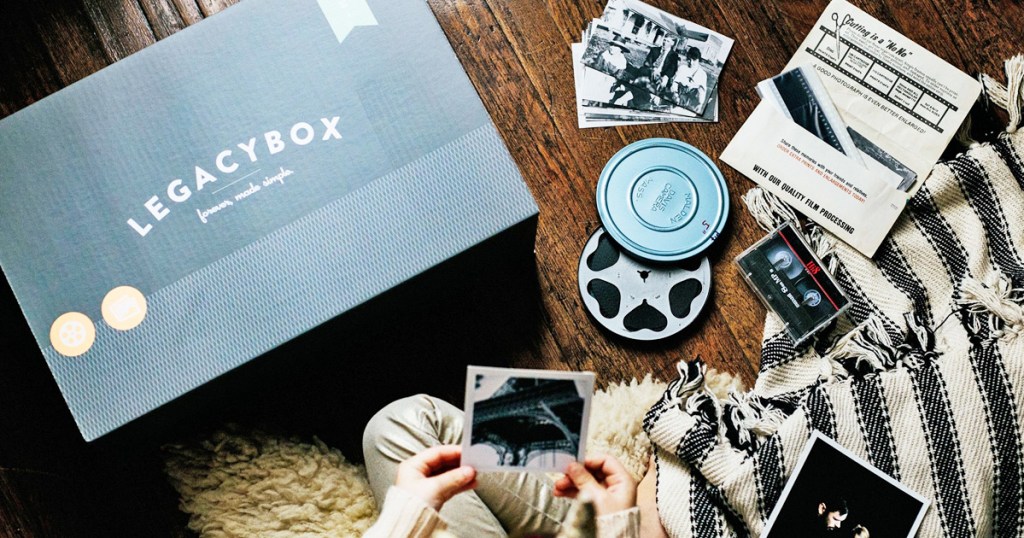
(362, 395), (571, 536)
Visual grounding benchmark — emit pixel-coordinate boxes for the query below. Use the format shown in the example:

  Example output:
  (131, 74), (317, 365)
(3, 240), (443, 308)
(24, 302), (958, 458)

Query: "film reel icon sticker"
(577, 228), (712, 341)
(49, 312), (97, 357)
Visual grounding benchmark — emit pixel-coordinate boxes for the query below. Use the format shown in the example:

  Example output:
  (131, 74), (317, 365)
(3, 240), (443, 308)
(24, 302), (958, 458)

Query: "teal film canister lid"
(596, 138), (729, 262)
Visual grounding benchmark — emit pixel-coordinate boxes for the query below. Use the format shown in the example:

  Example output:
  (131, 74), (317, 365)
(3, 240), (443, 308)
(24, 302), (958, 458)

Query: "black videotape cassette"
(736, 222), (849, 344)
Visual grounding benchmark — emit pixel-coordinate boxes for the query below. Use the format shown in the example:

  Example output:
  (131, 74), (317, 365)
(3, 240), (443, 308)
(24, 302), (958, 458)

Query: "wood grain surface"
(0, 0), (1020, 535)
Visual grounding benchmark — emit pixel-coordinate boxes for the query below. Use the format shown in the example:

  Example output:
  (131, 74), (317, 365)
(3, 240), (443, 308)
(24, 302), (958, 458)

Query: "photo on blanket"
(763, 431), (929, 538)
(461, 366), (594, 473)
(581, 0), (733, 114)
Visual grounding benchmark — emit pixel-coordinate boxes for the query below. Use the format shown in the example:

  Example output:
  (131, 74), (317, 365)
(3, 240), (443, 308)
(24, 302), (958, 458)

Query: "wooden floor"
(0, 0), (1021, 535)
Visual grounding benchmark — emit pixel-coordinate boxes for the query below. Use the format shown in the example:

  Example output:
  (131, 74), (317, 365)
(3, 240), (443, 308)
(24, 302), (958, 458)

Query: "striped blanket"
(645, 58), (1024, 537)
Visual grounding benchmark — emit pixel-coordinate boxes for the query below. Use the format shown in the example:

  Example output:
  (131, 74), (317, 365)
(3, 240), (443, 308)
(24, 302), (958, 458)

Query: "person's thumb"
(426, 466), (476, 505)
(566, 462), (602, 496)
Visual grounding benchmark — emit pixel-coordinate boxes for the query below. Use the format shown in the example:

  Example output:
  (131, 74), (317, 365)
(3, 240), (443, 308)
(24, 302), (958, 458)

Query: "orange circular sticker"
(50, 312), (96, 357)
(101, 286), (148, 331)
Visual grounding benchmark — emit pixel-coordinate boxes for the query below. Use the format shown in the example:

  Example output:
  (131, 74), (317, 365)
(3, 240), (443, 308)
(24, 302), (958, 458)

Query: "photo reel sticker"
(762, 432), (930, 538)
(101, 286), (147, 331)
(50, 312), (97, 357)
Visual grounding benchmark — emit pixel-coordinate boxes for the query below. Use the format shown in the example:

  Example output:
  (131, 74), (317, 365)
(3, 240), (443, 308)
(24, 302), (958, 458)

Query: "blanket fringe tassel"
(958, 276), (1024, 340)
(740, 188), (798, 232)
(955, 113), (977, 148)
(740, 188), (840, 272)
(725, 392), (789, 438)
(806, 226), (841, 274)
(973, 54), (1024, 138)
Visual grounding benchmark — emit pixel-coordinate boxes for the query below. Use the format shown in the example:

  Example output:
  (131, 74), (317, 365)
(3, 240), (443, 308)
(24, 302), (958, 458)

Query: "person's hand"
(394, 445), (477, 512)
(552, 454), (637, 517)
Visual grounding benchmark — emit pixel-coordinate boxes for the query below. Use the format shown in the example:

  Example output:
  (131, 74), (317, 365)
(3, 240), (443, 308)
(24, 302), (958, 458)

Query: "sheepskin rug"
(165, 430), (380, 537)
(165, 371), (741, 536)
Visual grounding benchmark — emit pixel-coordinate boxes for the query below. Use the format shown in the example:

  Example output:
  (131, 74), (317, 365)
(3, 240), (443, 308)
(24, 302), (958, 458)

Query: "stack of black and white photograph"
(461, 366), (595, 473)
(573, 0), (734, 128)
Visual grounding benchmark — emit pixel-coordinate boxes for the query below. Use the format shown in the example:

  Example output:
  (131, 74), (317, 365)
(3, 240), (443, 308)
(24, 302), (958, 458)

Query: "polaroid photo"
(581, 97), (718, 124)
(581, 107), (675, 127)
(582, 2), (733, 115)
(601, 0), (677, 45)
(462, 366), (595, 473)
(583, 106), (687, 123)
(763, 431), (930, 538)
(601, 0), (730, 54)
(575, 37), (709, 120)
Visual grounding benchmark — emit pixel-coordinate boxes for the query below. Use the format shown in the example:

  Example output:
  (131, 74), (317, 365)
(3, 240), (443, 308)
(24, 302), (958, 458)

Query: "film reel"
(577, 227), (712, 341)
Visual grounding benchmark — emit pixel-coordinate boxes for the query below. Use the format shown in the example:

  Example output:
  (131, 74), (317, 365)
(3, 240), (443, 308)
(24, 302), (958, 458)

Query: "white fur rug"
(165, 371), (742, 537)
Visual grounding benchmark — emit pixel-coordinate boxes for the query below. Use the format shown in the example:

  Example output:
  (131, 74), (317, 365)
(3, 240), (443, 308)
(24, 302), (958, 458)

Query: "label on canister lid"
(596, 138), (728, 262)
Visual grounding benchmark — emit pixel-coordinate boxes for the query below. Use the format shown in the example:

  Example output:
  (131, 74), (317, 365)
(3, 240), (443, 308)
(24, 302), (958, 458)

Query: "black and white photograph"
(572, 43), (716, 128)
(848, 128), (918, 191)
(461, 366), (595, 473)
(763, 432), (930, 538)
(581, 0), (733, 115)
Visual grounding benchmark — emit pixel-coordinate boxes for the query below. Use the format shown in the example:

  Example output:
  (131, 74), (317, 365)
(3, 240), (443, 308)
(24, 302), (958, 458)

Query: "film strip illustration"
(807, 26), (955, 133)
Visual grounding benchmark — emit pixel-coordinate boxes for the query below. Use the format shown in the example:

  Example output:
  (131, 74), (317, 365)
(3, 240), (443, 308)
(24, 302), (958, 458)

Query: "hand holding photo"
(461, 366), (595, 473)
(762, 431), (929, 538)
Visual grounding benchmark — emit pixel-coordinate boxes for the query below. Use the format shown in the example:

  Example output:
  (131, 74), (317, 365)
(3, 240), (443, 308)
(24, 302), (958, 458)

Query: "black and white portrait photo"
(580, 0), (733, 115)
(763, 432), (929, 538)
(461, 366), (595, 473)
(572, 42), (717, 127)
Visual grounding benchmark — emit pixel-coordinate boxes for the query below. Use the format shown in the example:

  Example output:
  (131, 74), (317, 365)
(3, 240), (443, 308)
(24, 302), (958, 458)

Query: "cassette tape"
(736, 222), (849, 344)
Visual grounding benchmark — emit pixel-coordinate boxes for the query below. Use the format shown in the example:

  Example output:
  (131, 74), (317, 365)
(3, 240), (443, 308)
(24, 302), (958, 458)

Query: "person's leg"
(638, 455), (668, 538)
(611, 85), (630, 104)
(363, 394), (506, 537)
(362, 394), (571, 535)
(475, 470), (571, 534)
